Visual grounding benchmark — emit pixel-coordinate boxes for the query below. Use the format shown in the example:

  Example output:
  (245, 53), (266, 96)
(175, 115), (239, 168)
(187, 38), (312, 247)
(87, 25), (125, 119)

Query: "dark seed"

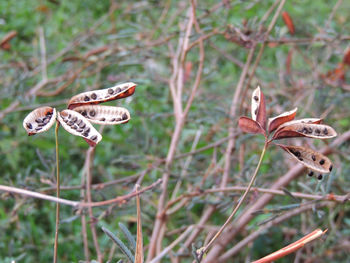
(84, 96), (90, 101)
(68, 121), (74, 126)
(38, 123), (46, 127)
(110, 118), (116, 122)
(308, 127), (313, 133)
(43, 118), (49, 124)
(302, 127), (308, 133)
(77, 119), (82, 125)
(83, 132), (89, 137)
(71, 126), (77, 130)
(91, 93), (97, 99)
(319, 159), (325, 165)
(72, 117), (77, 122)
(81, 111), (87, 117)
(35, 118), (43, 123)
(317, 174), (323, 180)
(253, 95), (259, 101)
(312, 155), (316, 161)
(68, 114), (71, 119)
(85, 128), (90, 133)
(91, 135), (97, 141)
(298, 157), (303, 161)
(100, 118), (105, 121)
(26, 123), (33, 129)
(108, 88), (114, 94)
(35, 127), (42, 131)
(89, 110), (96, 117)
(64, 118), (68, 123)
(46, 111), (52, 116)
(79, 122), (86, 128)
(254, 108), (258, 115)
(323, 128), (328, 135)
(116, 117), (122, 121)
(329, 165), (333, 172)
(122, 113), (128, 120)
(77, 128), (83, 132)
(308, 171), (314, 177)
(315, 129), (321, 134)
(116, 87), (121, 93)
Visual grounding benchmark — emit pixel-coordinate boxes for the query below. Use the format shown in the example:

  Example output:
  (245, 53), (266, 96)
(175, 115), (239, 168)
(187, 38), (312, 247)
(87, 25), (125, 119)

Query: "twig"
(39, 27), (47, 81)
(53, 122), (60, 263)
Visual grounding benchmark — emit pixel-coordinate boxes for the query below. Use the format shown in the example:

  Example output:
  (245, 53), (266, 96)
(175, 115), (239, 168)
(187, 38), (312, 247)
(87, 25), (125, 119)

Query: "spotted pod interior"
(278, 144), (333, 174)
(72, 105), (130, 125)
(67, 82), (136, 110)
(251, 87), (261, 122)
(57, 109), (102, 147)
(23, 107), (56, 136)
(268, 107), (297, 133)
(273, 123), (337, 140)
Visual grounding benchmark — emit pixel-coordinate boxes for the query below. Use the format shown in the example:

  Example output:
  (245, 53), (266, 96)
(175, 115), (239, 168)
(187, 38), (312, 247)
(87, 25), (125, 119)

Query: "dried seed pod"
(272, 122), (337, 140)
(67, 82), (136, 109)
(238, 116), (265, 135)
(251, 86), (266, 130)
(268, 107), (297, 133)
(278, 144), (333, 174)
(57, 109), (102, 147)
(23, 107), (56, 136)
(73, 105), (130, 125)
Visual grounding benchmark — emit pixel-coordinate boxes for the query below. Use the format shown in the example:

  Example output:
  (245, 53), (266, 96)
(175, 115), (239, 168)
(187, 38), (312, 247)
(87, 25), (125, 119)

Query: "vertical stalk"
(202, 141), (268, 256)
(53, 121), (60, 263)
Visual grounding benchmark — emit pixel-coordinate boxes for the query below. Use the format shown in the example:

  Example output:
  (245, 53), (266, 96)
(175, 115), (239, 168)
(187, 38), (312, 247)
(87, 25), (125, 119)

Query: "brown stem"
(53, 121), (60, 263)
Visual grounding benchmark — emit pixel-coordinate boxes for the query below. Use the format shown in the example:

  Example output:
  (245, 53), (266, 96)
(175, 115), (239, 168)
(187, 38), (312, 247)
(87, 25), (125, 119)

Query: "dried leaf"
(68, 82), (136, 109)
(23, 107), (56, 135)
(282, 11), (295, 35)
(0, 31), (17, 50)
(251, 86), (266, 130)
(273, 122), (336, 140)
(238, 116), (265, 135)
(73, 105), (130, 125)
(57, 109), (102, 147)
(343, 47), (350, 66)
(134, 185), (144, 263)
(278, 144), (333, 174)
(268, 107), (297, 133)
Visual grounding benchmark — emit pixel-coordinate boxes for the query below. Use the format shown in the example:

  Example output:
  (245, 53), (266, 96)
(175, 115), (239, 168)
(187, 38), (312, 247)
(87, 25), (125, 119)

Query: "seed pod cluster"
(23, 107), (56, 136)
(68, 82), (136, 110)
(73, 105), (130, 125)
(23, 82), (136, 147)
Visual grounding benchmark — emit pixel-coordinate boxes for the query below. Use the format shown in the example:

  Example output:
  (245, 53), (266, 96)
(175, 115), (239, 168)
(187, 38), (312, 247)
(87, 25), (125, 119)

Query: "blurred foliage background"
(0, 0), (349, 262)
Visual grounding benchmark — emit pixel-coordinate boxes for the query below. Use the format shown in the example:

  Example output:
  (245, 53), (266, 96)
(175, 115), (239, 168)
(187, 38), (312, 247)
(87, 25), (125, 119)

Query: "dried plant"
(200, 86), (337, 260)
(22, 82), (136, 262)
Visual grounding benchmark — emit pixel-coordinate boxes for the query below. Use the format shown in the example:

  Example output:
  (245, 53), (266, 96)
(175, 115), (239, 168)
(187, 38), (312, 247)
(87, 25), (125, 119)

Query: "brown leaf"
(68, 82), (136, 110)
(273, 122), (336, 140)
(268, 107), (297, 133)
(134, 185), (144, 263)
(73, 105), (130, 125)
(23, 107), (56, 136)
(343, 47), (350, 66)
(238, 116), (265, 135)
(251, 86), (267, 130)
(278, 144), (333, 174)
(0, 31), (17, 50)
(57, 109), (102, 147)
(282, 11), (295, 35)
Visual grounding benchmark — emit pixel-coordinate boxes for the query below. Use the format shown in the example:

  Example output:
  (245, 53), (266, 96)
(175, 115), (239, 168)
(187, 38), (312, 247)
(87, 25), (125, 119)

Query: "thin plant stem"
(53, 121), (60, 263)
(202, 141), (268, 255)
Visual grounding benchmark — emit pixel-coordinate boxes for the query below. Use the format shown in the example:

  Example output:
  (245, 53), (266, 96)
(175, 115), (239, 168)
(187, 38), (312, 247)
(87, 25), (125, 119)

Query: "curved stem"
(202, 140), (268, 256)
(53, 121), (60, 263)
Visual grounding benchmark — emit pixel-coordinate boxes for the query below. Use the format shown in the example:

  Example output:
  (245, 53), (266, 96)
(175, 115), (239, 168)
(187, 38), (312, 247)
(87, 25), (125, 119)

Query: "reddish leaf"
(238, 116), (265, 135)
(343, 47), (350, 66)
(282, 11), (295, 35)
(268, 107), (297, 133)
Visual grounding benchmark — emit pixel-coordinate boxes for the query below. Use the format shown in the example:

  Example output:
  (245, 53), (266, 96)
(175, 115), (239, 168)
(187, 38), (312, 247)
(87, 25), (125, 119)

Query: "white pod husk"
(72, 105), (130, 125)
(23, 107), (56, 135)
(57, 109), (102, 147)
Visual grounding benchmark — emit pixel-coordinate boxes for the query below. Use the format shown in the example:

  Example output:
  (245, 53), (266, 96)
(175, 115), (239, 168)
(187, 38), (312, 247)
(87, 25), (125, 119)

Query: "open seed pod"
(272, 122), (337, 140)
(23, 107), (56, 136)
(238, 116), (265, 135)
(72, 105), (130, 125)
(278, 144), (333, 174)
(57, 109), (102, 147)
(251, 86), (266, 130)
(67, 82), (136, 110)
(268, 107), (297, 133)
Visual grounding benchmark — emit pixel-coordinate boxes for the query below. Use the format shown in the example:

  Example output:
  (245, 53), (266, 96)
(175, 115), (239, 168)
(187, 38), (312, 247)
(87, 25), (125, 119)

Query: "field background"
(0, 0), (349, 262)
